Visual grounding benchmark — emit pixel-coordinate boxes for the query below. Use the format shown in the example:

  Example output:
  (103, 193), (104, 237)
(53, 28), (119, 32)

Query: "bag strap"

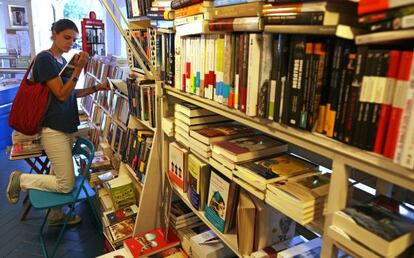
(25, 50), (52, 83)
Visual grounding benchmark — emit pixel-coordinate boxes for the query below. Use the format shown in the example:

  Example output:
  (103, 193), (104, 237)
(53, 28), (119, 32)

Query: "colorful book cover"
(205, 170), (231, 233)
(187, 154), (210, 211)
(124, 228), (181, 257)
(239, 154), (315, 181)
(168, 142), (188, 191)
(105, 204), (139, 226)
(108, 217), (135, 243)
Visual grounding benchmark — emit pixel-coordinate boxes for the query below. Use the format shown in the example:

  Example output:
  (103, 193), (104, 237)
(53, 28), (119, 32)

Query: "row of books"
(126, 76), (157, 128)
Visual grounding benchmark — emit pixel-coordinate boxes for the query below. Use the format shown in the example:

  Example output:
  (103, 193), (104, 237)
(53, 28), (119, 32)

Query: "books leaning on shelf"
(103, 204), (139, 227)
(104, 175), (137, 210)
(234, 153), (317, 191)
(107, 217), (135, 247)
(237, 190), (296, 255)
(205, 168), (240, 233)
(265, 172), (330, 225)
(187, 153), (210, 211)
(332, 195), (414, 257)
(123, 228), (181, 257)
(169, 199), (203, 231)
(169, 141), (189, 192)
(212, 134), (288, 163)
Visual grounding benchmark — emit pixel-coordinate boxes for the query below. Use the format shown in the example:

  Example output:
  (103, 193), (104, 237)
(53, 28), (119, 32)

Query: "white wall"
(0, 0), (30, 52)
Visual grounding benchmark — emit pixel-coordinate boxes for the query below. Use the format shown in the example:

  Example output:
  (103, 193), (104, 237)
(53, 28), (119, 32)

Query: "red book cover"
(374, 50), (401, 154)
(383, 51), (413, 158)
(124, 228), (180, 258)
(208, 18), (235, 32)
(358, 0), (389, 15)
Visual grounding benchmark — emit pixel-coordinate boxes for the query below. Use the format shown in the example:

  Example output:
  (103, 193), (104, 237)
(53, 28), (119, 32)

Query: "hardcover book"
(212, 134), (288, 162)
(123, 228), (181, 258)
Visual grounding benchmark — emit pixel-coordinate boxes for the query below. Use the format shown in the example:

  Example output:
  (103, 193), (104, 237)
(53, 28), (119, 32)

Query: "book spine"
(258, 33), (273, 118)
(299, 42), (314, 129)
(383, 51), (413, 158)
(374, 50), (401, 154)
(174, 3), (204, 18)
(268, 35), (279, 121)
(274, 34), (290, 123)
(214, 0), (258, 7)
(288, 36), (306, 127)
(264, 12), (325, 25)
(240, 33), (250, 113)
(171, 0), (204, 10)
(208, 17), (262, 32)
(325, 39), (345, 137)
(358, 4), (414, 24)
(307, 42), (324, 131)
(246, 33), (263, 117)
(233, 34), (240, 109)
(337, 52), (357, 142)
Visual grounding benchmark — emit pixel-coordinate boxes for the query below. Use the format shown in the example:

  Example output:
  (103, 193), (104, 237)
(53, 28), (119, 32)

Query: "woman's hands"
(96, 81), (111, 91)
(74, 51), (90, 68)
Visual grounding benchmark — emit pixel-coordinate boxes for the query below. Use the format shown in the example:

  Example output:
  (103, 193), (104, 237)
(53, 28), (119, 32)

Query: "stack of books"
(265, 172), (330, 225)
(174, 102), (229, 147)
(234, 153), (316, 199)
(169, 199), (203, 231)
(332, 195), (414, 257)
(263, 1), (357, 27)
(358, 0), (414, 33)
(102, 204), (139, 248)
(210, 134), (288, 179)
(189, 122), (254, 159)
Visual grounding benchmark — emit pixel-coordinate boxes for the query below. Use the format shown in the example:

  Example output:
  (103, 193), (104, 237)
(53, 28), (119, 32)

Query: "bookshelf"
(100, 0), (414, 257)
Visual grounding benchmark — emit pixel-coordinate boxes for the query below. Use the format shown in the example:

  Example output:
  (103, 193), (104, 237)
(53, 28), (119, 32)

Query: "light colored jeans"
(20, 127), (75, 193)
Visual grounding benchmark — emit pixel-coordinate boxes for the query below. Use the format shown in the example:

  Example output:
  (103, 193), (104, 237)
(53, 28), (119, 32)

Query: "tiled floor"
(0, 149), (104, 258)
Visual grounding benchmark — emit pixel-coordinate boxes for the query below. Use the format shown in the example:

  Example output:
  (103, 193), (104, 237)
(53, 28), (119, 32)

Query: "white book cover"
(246, 33), (263, 117)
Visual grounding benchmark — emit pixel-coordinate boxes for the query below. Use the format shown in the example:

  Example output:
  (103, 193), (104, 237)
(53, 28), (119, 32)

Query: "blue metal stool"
(28, 137), (102, 258)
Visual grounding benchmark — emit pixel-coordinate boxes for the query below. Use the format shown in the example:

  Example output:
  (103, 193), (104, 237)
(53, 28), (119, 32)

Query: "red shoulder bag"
(8, 56), (50, 135)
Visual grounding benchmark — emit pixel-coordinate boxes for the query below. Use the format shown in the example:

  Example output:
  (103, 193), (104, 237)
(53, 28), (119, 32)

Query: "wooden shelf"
(356, 29), (414, 45)
(125, 163), (144, 188)
(129, 114), (155, 132)
(164, 86), (414, 190)
(172, 184), (241, 257)
(327, 226), (381, 258)
(264, 24), (365, 40)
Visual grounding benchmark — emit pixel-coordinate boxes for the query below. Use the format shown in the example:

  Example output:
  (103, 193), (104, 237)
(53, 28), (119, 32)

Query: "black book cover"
(366, 50), (390, 151)
(337, 52), (357, 142)
(333, 44), (355, 141)
(325, 38), (346, 138)
(350, 48), (372, 147)
(287, 35), (307, 127)
(347, 46), (368, 144)
(299, 41), (315, 129)
(274, 34), (290, 123)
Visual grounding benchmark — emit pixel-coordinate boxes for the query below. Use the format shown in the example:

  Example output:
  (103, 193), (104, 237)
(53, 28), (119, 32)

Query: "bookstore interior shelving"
(91, 0), (414, 257)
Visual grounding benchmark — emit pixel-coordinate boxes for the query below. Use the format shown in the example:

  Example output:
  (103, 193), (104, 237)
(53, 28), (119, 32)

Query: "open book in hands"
(59, 53), (80, 78)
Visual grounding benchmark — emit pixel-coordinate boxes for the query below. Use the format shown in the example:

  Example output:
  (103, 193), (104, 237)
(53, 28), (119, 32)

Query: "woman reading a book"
(6, 19), (109, 226)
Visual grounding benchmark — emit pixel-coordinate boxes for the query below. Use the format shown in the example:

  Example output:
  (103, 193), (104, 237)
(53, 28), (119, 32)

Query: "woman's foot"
(6, 171), (22, 204)
(48, 214), (82, 226)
